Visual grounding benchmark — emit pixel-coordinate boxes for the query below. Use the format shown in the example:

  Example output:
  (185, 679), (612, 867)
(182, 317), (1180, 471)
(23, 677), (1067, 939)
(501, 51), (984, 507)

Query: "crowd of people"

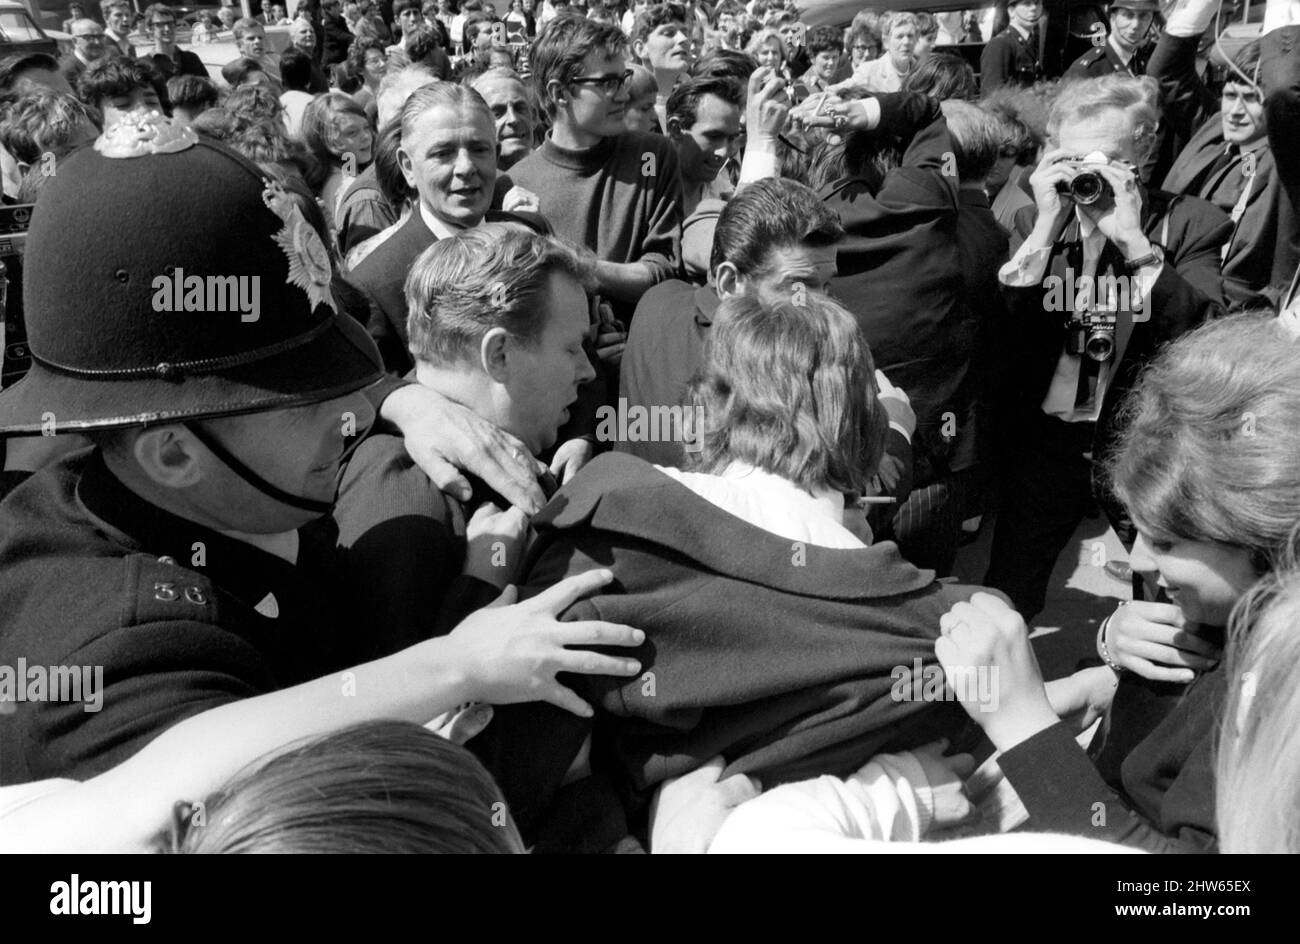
(0, 0), (1298, 855)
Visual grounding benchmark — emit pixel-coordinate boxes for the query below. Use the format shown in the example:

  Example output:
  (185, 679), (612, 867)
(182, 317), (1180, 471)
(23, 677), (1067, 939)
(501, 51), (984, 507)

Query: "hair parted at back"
(175, 721), (525, 854)
(688, 47), (756, 83)
(709, 177), (844, 275)
(406, 223), (596, 365)
(1048, 73), (1160, 163)
(1108, 313), (1300, 575)
(529, 14), (628, 118)
(689, 291), (886, 496)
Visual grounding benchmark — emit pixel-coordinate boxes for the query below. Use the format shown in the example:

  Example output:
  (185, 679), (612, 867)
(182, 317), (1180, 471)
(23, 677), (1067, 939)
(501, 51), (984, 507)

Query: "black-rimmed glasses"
(569, 69), (634, 95)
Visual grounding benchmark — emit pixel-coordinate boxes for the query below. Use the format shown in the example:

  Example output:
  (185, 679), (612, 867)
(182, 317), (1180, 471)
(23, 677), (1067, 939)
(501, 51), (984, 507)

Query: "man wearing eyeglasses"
(510, 15), (683, 329)
(60, 19), (110, 86)
(144, 4), (208, 81)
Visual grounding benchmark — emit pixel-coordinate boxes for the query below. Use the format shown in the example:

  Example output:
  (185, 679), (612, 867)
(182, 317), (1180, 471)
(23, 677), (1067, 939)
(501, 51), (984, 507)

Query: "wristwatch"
(1123, 244), (1164, 273)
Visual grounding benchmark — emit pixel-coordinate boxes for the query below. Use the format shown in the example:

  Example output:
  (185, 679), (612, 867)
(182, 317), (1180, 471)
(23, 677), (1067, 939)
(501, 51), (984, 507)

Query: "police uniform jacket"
(979, 26), (1041, 94)
(0, 450), (366, 785)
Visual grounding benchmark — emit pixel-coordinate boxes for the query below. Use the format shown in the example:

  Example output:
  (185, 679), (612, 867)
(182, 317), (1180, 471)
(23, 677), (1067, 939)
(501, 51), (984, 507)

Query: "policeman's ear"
(714, 261), (744, 298)
(480, 326), (512, 382)
(131, 425), (206, 489)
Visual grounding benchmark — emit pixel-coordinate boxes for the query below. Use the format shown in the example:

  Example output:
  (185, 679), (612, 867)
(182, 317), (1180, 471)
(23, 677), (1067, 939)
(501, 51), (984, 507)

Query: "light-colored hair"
(376, 64), (437, 126)
(689, 291), (886, 496)
(1047, 73), (1160, 164)
(1218, 529), (1300, 852)
(744, 27), (786, 64)
(1108, 314), (1300, 575)
(175, 721), (525, 853)
(406, 223), (596, 365)
(879, 11), (919, 41)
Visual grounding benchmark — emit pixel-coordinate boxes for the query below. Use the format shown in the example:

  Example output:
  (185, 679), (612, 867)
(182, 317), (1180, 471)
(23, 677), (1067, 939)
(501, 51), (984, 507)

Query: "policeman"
(1064, 0), (1159, 80)
(980, 0), (1044, 95)
(0, 115), (639, 786)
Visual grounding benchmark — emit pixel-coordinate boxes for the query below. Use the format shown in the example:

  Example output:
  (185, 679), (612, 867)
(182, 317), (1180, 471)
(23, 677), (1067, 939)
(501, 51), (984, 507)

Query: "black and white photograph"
(0, 0), (1290, 905)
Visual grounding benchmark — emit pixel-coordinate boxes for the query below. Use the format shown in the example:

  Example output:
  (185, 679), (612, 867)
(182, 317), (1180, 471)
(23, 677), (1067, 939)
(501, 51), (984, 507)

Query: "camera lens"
(1085, 331), (1115, 362)
(1070, 171), (1105, 205)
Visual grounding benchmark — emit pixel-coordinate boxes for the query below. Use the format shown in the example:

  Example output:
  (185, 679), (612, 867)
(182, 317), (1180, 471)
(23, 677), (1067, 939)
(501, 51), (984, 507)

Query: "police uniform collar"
(77, 449), (309, 606)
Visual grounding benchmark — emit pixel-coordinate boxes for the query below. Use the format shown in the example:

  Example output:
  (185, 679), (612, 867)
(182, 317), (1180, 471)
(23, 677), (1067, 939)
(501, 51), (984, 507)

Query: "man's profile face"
(673, 92), (741, 185)
(188, 392), (375, 533)
(563, 51), (631, 139)
(238, 25), (267, 57)
(72, 23), (107, 61)
(501, 272), (597, 454)
(1221, 81), (1266, 145)
(400, 104), (499, 228)
(476, 74), (534, 168)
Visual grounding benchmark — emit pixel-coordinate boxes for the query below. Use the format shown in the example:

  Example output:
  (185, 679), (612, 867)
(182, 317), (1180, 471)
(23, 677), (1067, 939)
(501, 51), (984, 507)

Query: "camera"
(1065, 311), (1117, 362)
(1054, 156), (1134, 208)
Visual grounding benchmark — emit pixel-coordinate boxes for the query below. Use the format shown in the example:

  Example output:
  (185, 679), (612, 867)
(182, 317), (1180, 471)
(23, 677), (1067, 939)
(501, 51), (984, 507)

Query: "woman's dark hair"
(902, 51), (977, 101)
(222, 56), (270, 89)
(805, 24), (841, 58)
(175, 721), (525, 854)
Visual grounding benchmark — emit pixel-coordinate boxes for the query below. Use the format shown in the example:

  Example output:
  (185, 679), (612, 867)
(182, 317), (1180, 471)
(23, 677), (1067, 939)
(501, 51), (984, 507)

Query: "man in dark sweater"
(509, 15), (683, 326)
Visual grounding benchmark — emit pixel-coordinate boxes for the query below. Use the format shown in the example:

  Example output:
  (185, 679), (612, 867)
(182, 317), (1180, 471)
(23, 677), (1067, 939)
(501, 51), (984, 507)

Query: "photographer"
(983, 74), (1231, 622)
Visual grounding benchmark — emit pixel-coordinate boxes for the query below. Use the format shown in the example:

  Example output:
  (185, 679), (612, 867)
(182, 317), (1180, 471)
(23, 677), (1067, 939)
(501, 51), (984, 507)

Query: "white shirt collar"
(419, 200), (463, 241)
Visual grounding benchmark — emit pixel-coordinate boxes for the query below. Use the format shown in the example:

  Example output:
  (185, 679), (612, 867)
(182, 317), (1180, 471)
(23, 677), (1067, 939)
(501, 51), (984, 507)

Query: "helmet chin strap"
(185, 421), (334, 515)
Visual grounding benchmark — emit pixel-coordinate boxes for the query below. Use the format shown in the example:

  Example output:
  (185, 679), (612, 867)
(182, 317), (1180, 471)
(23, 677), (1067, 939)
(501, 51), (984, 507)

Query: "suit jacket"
(1001, 190), (1230, 519)
(824, 92), (966, 487)
(472, 451), (980, 842)
(347, 206), (546, 373)
(1152, 31), (1298, 310)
